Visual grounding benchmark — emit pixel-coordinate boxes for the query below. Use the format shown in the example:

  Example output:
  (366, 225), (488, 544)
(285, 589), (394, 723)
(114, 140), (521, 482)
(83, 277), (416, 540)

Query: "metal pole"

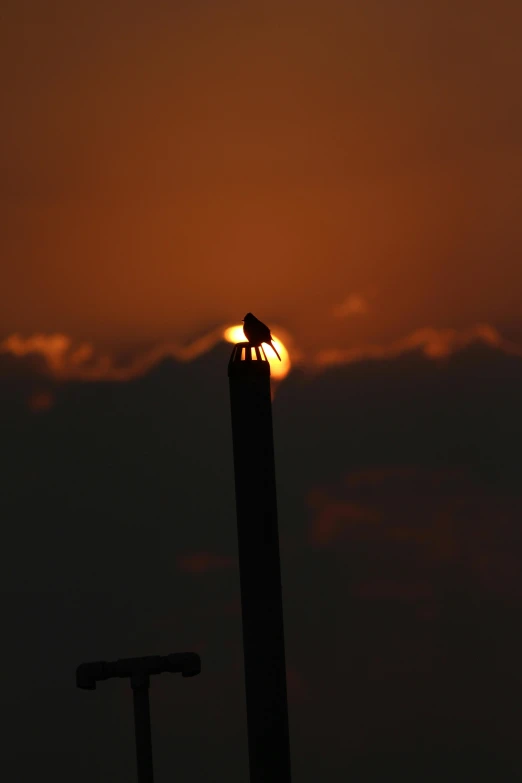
(76, 653), (201, 782)
(228, 343), (292, 783)
(131, 673), (154, 783)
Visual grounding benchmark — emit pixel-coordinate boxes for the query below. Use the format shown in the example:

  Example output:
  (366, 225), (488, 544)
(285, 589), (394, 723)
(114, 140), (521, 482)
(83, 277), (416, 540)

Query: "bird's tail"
(268, 340), (281, 361)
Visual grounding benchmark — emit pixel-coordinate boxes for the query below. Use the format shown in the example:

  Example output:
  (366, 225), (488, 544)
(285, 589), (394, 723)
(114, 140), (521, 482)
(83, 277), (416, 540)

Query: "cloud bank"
(2, 322), (522, 388)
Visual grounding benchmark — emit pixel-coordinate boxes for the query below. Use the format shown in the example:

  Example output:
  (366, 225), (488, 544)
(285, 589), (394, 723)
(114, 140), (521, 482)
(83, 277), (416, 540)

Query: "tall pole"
(228, 342), (291, 783)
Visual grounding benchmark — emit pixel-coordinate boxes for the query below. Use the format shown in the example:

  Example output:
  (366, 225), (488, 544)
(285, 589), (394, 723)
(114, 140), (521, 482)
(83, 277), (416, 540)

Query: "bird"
(242, 312), (281, 361)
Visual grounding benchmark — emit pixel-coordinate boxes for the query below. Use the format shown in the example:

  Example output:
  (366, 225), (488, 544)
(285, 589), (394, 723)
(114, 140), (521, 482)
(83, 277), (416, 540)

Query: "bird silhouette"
(242, 313), (281, 361)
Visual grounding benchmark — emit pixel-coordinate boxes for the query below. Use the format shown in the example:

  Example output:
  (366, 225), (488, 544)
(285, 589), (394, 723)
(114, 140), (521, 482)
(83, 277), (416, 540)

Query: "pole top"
(228, 342), (271, 378)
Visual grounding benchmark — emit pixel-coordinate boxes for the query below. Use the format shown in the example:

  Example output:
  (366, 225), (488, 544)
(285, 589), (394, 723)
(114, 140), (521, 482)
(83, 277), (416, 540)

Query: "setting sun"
(223, 325), (291, 380)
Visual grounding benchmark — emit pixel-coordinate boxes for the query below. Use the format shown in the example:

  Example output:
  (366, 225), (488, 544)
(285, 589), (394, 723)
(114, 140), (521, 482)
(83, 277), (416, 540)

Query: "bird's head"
(242, 312), (254, 322)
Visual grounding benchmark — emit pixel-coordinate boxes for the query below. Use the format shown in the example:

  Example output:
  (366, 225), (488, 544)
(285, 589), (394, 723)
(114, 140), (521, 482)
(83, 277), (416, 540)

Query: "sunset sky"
(2, 0), (522, 354)
(2, 1), (522, 782)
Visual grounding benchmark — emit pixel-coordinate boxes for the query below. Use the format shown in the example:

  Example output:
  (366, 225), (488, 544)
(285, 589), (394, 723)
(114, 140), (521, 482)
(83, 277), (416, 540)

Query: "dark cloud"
(1, 341), (522, 780)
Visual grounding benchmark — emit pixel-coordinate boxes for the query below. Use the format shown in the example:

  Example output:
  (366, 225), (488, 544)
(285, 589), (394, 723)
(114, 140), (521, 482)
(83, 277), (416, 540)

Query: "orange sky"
(2, 0), (522, 355)
(2, 7), (522, 773)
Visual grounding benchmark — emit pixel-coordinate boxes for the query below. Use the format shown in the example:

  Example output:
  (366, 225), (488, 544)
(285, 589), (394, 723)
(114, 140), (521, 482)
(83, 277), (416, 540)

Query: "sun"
(223, 325), (291, 380)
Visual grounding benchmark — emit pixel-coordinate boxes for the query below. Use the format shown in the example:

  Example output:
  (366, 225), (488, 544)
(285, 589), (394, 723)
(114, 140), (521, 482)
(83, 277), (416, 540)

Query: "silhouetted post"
(131, 672), (154, 783)
(228, 342), (291, 783)
(76, 652), (201, 783)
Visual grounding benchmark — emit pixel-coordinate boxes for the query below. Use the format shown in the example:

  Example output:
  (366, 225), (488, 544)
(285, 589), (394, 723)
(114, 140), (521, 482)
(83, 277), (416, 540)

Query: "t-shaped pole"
(76, 652), (201, 783)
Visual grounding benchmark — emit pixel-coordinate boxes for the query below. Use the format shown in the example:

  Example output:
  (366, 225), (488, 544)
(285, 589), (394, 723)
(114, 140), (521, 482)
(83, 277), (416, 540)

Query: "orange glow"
(177, 552), (237, 573)
(313, 324), (507, 368)
(28, 391), (54, 413)
(4, 323), (521, 387)
(0, 326), (294, 382)
(1, 2), (521, 363)
(223, 325), (291, 380)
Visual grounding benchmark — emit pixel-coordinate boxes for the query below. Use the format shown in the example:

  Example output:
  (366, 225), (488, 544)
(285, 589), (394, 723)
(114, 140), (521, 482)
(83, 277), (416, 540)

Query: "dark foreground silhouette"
(242, 312), (282, 360)
(228, 343), (291, 783)
(3, 340), (522, 782)
(76, 653), (201, 783)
